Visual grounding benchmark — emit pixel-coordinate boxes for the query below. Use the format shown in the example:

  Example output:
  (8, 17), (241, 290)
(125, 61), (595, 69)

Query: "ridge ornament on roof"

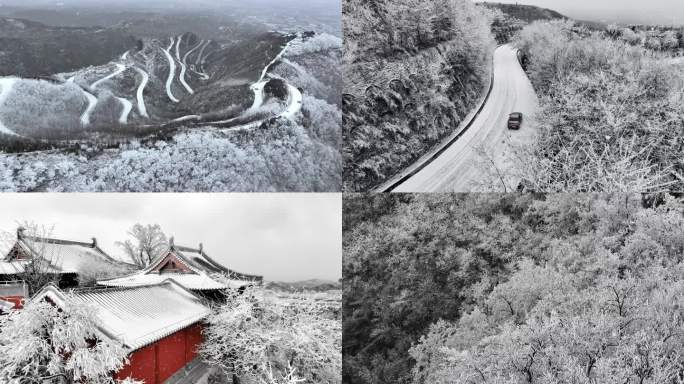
(97, 241), (262, 292)
(1, 228), (133, 276)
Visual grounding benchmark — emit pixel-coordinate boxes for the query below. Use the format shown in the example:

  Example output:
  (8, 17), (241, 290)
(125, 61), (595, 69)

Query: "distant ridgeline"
(479, 2), (567, 44)
(480, 2), (566, 23)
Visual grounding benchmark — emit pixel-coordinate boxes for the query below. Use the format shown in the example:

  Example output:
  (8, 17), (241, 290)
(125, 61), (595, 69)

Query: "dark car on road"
(507, 112), (523, 130)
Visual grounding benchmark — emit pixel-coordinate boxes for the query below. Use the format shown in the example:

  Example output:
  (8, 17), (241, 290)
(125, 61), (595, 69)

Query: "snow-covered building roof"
(0, 260), (26, 275)
(32, 280), (211, 351)
(98, 241), (262, 291)
(1, 227), (128, 275)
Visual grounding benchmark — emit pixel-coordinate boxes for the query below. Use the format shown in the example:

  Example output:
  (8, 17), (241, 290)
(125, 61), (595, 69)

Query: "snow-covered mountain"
(0, 11), (341, 192)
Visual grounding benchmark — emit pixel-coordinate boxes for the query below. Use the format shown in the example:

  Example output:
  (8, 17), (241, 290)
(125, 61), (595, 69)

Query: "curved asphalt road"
(391, 44), (538, 192)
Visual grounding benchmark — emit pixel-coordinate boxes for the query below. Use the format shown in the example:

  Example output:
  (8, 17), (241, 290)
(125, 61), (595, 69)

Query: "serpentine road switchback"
(385, 44), (539, 192)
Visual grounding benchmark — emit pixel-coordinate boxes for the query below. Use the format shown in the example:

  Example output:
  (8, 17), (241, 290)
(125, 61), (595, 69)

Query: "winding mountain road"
(280, 83), (302, 120)
(116, 97), (132, 124)
(79, 89), (98, 126)
(387, 44), (539, 192)
(133, 67), (149, 118)
(175, 35), (194, 94)
(163, 37), (180, 103)
(195, 40), (210, 74)
(249, 39), (294, 111)
(91, 63), (127, 90)
(183, 39), (204, 79)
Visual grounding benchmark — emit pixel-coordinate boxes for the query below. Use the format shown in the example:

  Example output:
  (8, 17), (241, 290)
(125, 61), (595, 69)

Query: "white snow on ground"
(0, 77), (19, 135)
(116, 97), (132, 124)
(162, 37), (180, 103)
(175, 35), (194, 94)
(121, 51), (129, 60)
(66, 76), (75, 83)
(279, 83), (302, 120)
(91, 63), (126, 90)
(133, 67), (149, 118)
(79, 89), (98, 126)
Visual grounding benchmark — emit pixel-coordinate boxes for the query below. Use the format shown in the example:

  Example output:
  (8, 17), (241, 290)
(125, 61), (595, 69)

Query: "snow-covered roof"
(150, 244), (263, 282)
(33, 280), (210, 351)
(1, 231), (127, 275)
(0, 260), (25, 275)
(98, 271), (251, 290)
(98, 243), (261, 291)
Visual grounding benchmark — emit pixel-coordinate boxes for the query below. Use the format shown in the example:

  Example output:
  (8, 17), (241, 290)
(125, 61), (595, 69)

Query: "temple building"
(33, 280), (210, 384)
(0, 227), (133, 288)
(98, 238), (262, 300)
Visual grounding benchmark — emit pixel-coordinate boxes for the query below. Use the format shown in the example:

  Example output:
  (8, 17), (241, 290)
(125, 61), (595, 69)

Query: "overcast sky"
(0, 194), (341, 282)
(478, 0), (684, 25)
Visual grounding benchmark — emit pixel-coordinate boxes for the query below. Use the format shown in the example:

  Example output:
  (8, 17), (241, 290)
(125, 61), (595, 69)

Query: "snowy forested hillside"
(512, 21), (684, 192)
(343, 193), (684, 384)
(342, 0), (494, 192)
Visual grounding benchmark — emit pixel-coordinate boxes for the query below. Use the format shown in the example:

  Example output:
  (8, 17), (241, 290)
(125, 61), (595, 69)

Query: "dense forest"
(343, 193), (684, 383)
(513, 20), (684, 192)
(343, 0), (493, 191)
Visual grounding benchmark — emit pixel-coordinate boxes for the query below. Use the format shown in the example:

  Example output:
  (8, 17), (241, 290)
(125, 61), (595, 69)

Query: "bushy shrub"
(514, 21), (684, 191)
(201, 288), (341, 384)
(0, 293), (132, 384)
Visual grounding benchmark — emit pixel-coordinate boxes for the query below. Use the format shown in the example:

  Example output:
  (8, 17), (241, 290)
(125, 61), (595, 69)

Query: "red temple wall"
(0, 295), (25, 309)
(114, 322), (204, 384)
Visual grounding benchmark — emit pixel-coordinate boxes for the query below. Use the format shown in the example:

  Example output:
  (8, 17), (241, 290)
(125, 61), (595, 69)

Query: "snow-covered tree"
(201, 287), (341, 384)
(115, 223), (168, 268)
(0, 293), (135, 384)
(0, 223), (62, 295)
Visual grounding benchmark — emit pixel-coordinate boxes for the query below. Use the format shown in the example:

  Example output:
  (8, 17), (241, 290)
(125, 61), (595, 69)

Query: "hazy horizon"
(0, 194), (342, 283)
(477, 0), (684, 26)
